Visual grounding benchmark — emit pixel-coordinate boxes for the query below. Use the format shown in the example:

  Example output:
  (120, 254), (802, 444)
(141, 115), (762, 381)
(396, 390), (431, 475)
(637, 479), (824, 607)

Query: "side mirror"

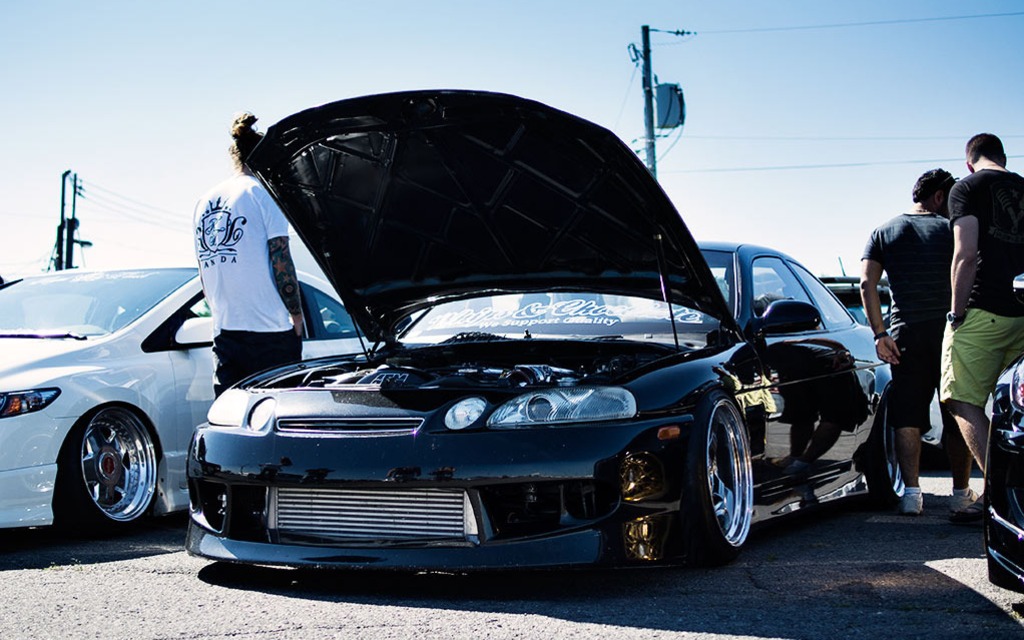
(1014, 273), (1024, 305)
(751, 300), (821, 335)
(174, 316), (214, 347)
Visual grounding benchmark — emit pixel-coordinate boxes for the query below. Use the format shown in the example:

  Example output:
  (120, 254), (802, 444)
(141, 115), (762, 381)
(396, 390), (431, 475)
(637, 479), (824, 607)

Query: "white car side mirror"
(175, 316), (214, 347)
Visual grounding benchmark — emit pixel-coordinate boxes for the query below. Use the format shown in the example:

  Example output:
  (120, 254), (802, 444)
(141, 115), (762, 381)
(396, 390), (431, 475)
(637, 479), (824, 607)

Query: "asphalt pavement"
(1, 472), (1022, 640)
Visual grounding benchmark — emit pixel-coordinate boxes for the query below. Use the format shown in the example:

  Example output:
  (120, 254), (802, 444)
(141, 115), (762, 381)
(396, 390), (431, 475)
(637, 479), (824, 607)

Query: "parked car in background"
(985, 273), (1024, 593)
(821, 275), (890, 326)
(0, 267), (362, 533)
(186, 90), (899, 571)
(823, 273), (948, 467)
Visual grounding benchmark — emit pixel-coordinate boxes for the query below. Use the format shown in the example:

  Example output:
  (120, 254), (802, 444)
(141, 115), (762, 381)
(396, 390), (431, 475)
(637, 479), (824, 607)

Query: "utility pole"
(64, 173), (82, 270)
(55, 170), (70, 271)
(633, 26), (694, 179)
(641, 25), (656, 179)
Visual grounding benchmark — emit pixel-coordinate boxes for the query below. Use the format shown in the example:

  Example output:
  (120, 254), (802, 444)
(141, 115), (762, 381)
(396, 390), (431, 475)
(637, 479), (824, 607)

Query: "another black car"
(185, 90), (899, 570)
(985, 274), (1024, 593)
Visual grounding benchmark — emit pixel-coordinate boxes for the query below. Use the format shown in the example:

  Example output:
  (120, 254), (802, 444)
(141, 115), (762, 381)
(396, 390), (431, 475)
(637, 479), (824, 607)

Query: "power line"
(85, 181), (184, 219)
(80, 191), (185, 227)
(682, 134), (1024, 142)
(659, 12), (1024, 38)
(662, 154), (1024, 174)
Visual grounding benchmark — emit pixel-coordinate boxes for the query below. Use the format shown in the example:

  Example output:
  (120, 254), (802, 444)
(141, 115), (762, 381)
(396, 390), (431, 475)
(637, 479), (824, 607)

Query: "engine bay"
(258, 338), (685, 391)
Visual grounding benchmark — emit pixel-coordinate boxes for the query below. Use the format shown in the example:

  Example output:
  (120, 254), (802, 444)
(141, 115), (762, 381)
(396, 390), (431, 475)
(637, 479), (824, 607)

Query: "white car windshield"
(402, 292), (719, 349)
(0, 269), (195, 338)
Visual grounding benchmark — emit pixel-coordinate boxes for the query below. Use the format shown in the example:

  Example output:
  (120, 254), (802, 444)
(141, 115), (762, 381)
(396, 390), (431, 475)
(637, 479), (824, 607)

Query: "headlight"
(487, 386), (636, 428)
(1012, 359), (1024, 412)
(445, 397), (487, 430)
(0, 388), (61, 419)
(206, 389), (250, 428)
(247, 397), (276, 433)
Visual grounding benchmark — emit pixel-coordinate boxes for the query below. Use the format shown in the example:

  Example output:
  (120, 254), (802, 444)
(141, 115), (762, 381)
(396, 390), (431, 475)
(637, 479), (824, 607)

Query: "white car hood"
(0, 338), (101, 386)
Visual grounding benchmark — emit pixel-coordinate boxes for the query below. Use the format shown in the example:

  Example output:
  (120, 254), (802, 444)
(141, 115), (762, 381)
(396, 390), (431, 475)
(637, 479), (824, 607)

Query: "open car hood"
(248, 90), (734, 343)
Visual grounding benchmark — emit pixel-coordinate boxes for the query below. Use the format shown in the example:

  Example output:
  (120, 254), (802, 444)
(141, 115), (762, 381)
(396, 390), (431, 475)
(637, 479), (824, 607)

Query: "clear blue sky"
(2, 1), (1022, 279)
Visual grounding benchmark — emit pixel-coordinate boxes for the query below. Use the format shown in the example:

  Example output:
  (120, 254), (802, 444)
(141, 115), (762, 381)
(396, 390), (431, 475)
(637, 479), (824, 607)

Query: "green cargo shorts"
(941, 307), (1024, 407)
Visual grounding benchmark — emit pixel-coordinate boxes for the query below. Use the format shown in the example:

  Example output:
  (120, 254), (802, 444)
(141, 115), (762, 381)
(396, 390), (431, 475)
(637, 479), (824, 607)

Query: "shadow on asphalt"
(190, 489), (1023, 639)
(0, 512), (188, 571)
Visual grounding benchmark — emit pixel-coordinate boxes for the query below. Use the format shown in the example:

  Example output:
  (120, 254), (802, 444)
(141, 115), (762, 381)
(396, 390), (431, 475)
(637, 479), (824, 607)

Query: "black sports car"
(985, 273), (1024, 592)
(185, 90), (899, 570)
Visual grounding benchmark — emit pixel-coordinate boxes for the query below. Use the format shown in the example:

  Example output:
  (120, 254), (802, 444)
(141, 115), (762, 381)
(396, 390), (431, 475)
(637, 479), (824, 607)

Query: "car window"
(750, 257), (812, 317)
(789, 262), (855, 329)
(189, 298), (211, 318)
(403, 292), (719, 349)
(700, 249), (735, 315)
(0, 269), (195, 336)
(301, 284), (357, 340)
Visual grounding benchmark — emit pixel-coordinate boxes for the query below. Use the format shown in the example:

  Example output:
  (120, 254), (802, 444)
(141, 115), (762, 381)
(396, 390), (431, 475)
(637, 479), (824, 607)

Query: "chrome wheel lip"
(883, 411), (906, 497)
(80, 408), (157, 522)
(706, 399), (754, 547)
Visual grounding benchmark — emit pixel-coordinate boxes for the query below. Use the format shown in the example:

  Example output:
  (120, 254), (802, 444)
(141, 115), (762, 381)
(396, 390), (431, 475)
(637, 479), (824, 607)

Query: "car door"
(748, 256), (872, 500)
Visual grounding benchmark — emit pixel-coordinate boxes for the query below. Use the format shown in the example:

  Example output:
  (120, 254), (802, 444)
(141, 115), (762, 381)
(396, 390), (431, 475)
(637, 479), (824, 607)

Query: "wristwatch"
(946, 311), (965, 325)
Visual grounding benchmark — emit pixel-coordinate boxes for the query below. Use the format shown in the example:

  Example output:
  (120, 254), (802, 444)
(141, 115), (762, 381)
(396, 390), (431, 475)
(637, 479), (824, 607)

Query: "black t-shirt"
(948, 168), (1024, 317)
(862, 213), (952, 328)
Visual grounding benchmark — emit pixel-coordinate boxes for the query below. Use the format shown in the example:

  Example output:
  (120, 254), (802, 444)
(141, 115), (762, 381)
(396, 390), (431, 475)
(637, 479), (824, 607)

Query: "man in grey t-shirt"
(861, 169), (974, 516)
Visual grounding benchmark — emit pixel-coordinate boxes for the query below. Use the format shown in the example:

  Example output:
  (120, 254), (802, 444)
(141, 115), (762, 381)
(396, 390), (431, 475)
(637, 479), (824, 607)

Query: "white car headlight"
(0, 388), (61, 419)
(206, 389), (251, 428)
(487, 386), (636, 428)
(445, 397), (487, 430)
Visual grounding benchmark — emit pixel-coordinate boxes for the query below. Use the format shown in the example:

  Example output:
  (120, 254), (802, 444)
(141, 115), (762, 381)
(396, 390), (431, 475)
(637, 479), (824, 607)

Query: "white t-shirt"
(193, 174), (293, 334)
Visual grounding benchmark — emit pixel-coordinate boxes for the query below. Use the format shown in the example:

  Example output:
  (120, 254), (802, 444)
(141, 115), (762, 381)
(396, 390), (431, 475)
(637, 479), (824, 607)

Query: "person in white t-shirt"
(193, 112), (304, 396)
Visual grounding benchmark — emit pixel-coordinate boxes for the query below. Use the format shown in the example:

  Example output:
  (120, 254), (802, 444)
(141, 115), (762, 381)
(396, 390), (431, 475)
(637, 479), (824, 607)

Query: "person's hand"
(874, 334), (900, 365)
(291, 312), (304, 337)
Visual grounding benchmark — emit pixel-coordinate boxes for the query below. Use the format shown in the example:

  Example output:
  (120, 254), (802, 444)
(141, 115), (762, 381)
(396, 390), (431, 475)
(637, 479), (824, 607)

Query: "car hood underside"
(246, 90), (732, 343)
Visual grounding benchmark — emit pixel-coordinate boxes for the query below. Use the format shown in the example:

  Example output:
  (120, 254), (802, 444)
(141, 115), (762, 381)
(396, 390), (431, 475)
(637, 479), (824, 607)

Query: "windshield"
(0, 269), (195, 338)
(402, 292), (720, 349)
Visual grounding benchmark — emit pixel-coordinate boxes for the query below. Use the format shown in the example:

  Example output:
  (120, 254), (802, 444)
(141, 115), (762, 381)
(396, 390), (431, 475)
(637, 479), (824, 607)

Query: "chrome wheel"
(79, 407), (157, 522)
(705, 398), (753, 547)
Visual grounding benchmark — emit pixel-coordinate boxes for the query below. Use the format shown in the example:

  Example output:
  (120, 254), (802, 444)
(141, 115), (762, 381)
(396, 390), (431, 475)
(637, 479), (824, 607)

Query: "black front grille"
(275, 418), (422, 437)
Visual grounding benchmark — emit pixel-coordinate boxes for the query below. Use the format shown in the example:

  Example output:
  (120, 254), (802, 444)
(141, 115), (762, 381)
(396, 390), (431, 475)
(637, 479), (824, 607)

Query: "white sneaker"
(899, 491), (923, 516)
(949, 488), (980, 513)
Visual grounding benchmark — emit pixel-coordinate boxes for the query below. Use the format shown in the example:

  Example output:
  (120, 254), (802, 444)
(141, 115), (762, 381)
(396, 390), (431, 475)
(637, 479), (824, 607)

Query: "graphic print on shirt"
(196, 197), (247, 267)
(991, 178), (1024, 243)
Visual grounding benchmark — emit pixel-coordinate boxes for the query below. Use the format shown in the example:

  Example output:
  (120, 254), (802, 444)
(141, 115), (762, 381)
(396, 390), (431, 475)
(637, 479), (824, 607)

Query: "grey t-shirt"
(862, 212), (952, 328)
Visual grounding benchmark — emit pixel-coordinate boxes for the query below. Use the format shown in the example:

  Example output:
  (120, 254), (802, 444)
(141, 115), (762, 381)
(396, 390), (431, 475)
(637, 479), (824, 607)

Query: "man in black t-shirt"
(941, 133), (1024, 522)
(861, 169), (974, 516)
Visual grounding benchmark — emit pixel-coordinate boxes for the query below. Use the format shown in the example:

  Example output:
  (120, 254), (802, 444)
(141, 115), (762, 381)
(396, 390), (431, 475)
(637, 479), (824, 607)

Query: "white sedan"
(0, 267), (363, 533)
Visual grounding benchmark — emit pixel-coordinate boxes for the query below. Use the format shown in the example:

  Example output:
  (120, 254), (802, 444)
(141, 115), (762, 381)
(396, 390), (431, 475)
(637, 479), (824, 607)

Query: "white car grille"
(271, 487), (475, 541)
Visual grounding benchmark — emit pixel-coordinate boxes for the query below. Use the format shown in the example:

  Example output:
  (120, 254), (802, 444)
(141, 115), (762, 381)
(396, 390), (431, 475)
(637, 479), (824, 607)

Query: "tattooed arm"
(268, 236), (304, 336)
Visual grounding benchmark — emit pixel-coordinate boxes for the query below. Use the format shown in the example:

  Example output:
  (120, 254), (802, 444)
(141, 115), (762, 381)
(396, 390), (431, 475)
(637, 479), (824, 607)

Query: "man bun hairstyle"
(965, 133), (1006, 166)
(912, 168), (955, 204)
(229, 112), (263, 171)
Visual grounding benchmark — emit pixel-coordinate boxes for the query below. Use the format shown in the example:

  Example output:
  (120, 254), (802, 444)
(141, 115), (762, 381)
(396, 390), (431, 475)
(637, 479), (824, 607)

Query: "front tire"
(54, 406), (159, 533)
(679, 391), (754, 566)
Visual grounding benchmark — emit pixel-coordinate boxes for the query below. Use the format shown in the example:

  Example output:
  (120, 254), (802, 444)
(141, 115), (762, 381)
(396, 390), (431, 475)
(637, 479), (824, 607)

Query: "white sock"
(953, 488), (972, 497)
(905, 487), (922, 495)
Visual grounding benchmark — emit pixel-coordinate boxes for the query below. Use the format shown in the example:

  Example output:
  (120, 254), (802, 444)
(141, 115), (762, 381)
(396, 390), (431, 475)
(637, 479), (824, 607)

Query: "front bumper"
(186, 416), (693, 569)
(0, 463), (57, 528)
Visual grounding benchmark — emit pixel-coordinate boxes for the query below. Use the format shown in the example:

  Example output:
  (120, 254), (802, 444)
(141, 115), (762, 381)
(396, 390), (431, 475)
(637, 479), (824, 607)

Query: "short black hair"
(912, 168), (955, 204)
(966, 133), (1006, 165)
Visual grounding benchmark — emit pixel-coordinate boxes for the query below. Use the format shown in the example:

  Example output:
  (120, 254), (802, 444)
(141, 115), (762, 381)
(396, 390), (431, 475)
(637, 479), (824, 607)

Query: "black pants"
(212, 329), (301, 396)
(888, 318), (944, 430)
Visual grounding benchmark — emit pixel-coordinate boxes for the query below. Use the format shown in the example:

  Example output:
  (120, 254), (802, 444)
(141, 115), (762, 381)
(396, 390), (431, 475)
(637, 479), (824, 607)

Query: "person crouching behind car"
(193, 112), (305, 397)
(860, 168), (975, 516)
